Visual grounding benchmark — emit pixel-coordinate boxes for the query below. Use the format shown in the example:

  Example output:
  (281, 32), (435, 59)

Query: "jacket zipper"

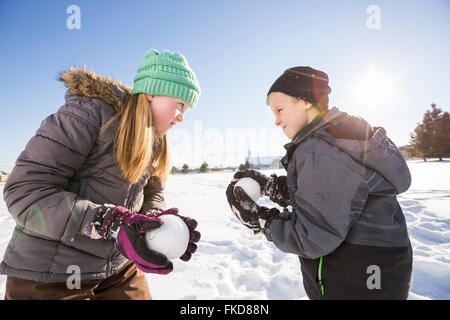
(318, 256), (324, 296)
(106, 181), (137, 276)
(106, 242), (116, 277)
(125, 182), (136, 208)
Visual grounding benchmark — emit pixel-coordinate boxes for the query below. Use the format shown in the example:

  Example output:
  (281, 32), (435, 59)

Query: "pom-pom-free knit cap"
(132, 49), (201, 108)
(267, 66), (331, 109)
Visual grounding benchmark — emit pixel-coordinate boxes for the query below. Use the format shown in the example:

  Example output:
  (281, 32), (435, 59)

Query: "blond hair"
(101, 93), (170, 184)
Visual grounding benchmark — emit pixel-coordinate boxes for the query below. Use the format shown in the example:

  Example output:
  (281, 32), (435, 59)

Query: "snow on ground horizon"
(0, 160), (449, 299)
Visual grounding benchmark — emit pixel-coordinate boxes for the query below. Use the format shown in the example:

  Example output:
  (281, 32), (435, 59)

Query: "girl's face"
(267, 92), (312, 139)
(147, 94), (190, 134)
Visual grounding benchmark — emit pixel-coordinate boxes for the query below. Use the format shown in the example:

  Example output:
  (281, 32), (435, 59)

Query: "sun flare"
(355, 67), (394, 107)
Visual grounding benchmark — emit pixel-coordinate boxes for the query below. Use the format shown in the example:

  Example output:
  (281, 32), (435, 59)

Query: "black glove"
(233, 170), (290, 207)
(225, 177), (282, 234)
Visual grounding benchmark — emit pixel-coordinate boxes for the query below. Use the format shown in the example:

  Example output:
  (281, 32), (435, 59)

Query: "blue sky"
(0, 0), (449, 170)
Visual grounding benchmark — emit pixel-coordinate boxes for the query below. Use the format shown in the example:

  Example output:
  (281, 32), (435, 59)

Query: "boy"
(226, 66), (413, 300)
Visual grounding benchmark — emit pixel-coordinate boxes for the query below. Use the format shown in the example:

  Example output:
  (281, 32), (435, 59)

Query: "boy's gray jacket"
(270, 108), (412, 259)
(0, 68), (166, 283)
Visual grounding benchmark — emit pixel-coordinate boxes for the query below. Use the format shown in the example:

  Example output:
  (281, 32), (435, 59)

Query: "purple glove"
(148, 208), (201, 261)
(94, 205), (174, 274)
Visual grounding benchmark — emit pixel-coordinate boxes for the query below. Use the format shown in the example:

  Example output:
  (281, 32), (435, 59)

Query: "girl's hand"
(147, 208), (201, 261)
(94, 205), (173, 274)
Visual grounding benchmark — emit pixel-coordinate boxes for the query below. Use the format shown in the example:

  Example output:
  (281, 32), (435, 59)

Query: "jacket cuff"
(262, 219), (273, 242)
(78, 202), (115, 239)
(262, 208), (292, 242)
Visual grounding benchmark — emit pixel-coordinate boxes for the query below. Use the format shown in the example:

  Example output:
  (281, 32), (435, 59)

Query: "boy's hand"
(234, 170), (290, 207)
(226, 178), (280, 233)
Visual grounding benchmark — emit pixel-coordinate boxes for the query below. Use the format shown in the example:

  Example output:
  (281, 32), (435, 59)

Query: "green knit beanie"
(132, 49), (201, 108)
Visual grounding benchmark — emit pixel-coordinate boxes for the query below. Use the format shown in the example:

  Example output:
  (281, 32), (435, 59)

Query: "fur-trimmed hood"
(59, 66), (132, 112)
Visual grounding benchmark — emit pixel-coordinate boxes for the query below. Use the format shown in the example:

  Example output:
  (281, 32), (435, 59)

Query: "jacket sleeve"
(139, 176), (166, 213)
(269, 149), (370, 259)
(3, 100), (103, 242)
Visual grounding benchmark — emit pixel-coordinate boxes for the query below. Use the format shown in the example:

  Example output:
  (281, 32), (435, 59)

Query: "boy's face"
(267, 92), (311, 139)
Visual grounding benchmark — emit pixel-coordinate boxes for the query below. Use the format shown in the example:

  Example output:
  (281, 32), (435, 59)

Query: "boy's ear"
(295, 98), (312, 110)
(303, 100), (314, 110)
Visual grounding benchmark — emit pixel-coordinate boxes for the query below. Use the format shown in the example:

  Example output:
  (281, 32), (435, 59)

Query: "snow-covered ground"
(0, 160), (449, 300)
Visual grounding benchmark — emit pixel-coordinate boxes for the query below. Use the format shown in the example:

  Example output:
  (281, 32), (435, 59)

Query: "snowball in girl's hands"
(145, 214), (190, 260)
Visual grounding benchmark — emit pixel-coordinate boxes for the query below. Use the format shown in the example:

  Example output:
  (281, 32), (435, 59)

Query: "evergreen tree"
(407, 104), (450, 160)
(437, 111), (450, 158)
(238, 160), (252, 171)
(181, 164), (189, 174)
(199, 161), (209, 173)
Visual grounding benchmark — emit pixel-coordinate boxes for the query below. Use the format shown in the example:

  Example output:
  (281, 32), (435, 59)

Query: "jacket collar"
(281, 107), (344, 167)
(59, 67), (132, 113)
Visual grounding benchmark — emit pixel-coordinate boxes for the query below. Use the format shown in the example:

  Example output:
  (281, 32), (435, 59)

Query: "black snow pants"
(299, 241), (413, 300)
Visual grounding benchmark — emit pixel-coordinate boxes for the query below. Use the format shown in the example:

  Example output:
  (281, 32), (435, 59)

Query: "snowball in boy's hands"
(234, 177), (262, 202)
(145, 214), (190, 260)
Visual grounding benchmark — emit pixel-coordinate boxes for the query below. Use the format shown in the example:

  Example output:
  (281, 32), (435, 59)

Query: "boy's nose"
(275, 117), (281, 127)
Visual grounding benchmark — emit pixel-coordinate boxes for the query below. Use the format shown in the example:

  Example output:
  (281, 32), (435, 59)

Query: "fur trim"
(59, 66), (132, 112)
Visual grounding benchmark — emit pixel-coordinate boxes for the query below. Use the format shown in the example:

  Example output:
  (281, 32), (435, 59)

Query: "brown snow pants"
(4, 261), (152, 300)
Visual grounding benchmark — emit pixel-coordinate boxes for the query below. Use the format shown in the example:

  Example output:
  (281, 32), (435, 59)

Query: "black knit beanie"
(267, 66), (332, 111)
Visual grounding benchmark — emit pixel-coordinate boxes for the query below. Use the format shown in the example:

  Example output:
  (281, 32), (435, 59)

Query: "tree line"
(171, 162), (211, 174)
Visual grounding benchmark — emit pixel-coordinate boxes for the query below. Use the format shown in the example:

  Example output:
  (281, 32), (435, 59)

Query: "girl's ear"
(146, 94), (153, 102)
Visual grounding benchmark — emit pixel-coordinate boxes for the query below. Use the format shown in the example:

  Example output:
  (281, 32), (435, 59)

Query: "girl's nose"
(176, 112), (185, 123)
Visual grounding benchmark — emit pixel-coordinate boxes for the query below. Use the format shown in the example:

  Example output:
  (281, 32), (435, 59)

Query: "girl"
(226, 66), (413, 300)
(1, 49), (201, 300)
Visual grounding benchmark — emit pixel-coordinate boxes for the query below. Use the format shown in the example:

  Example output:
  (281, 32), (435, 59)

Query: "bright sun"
(355, 67), (394, 107)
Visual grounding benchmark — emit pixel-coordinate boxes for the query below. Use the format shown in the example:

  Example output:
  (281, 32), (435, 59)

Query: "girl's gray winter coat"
(0, 68), (166, 283)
